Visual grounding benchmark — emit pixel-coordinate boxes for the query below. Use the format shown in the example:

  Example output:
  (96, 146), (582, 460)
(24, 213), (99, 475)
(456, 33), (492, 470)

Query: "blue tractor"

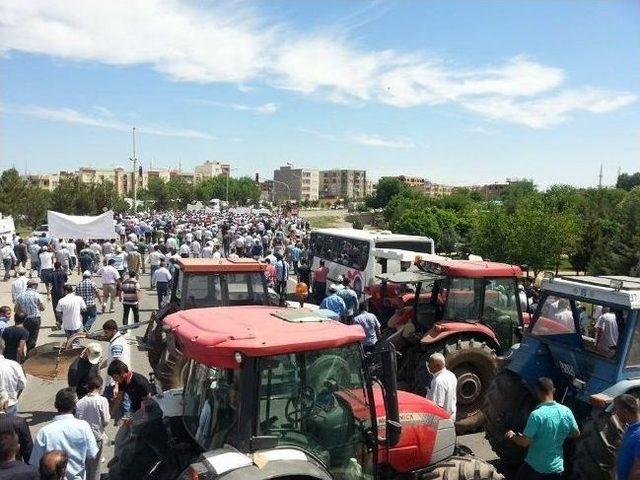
(481, 275), (640, 479)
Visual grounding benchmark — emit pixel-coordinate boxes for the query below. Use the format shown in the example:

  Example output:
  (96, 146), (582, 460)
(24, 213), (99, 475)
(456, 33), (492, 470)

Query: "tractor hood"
(338, 387), (455, 473)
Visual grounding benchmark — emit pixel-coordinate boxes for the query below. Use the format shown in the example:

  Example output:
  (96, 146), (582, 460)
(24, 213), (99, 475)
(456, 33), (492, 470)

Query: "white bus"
(308, 228), (436, 296)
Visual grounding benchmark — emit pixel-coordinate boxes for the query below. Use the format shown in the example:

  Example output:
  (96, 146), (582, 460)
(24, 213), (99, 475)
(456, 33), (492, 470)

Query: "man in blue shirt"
(505, 377), (579, 479)
(29, 388), (98, 479)
(320, 285), (346, 318)
(336, 277), (359, 324)
(353, 303), (381, 351)
(615, 394), (640, 480)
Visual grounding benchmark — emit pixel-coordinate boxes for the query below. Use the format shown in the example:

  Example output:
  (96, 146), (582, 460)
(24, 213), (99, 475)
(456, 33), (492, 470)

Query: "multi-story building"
(460, 178), (529, 200)
(384, 175), (453, 197)
(319, 169), (367, 200)
(194, 160), (230, 183)
(273, 166), (319, 202)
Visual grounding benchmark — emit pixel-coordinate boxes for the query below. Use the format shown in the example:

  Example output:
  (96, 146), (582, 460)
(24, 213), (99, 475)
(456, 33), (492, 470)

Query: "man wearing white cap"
(319, 284), (346, 318)
(67, 343), (102, 399)
(10, 268), (28, 305)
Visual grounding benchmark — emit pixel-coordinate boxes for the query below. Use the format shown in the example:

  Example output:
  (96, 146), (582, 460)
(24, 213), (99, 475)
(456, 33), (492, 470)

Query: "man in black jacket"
(0, 390), (33, 463)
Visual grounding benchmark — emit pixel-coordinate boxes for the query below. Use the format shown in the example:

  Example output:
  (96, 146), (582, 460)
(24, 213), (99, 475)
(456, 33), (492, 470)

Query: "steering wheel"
(306, 355), (351, 394)
(285, 386), (316, 424)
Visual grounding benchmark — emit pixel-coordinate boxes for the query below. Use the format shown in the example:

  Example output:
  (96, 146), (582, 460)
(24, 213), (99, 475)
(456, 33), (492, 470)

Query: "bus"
(308, 228), (436, 296)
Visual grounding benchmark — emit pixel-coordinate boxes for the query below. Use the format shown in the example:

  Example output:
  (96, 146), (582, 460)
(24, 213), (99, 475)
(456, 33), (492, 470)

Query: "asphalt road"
(0, 268), (504, 478)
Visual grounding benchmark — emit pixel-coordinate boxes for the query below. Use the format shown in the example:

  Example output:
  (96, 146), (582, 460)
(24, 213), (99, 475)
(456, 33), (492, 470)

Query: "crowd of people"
(0, 208), (638, 479)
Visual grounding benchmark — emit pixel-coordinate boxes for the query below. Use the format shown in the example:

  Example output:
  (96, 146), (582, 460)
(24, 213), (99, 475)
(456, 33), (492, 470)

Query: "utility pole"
(129, 127), (138, 212)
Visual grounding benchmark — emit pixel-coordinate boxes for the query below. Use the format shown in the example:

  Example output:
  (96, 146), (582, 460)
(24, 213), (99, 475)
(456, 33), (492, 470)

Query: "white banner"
(0, 215), (15, 241)
(47, 210), (115, 240)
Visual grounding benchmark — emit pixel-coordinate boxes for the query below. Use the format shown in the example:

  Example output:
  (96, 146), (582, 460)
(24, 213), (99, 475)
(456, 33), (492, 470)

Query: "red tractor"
(109, 306), (502, 480)
(375, 258), (524, 433)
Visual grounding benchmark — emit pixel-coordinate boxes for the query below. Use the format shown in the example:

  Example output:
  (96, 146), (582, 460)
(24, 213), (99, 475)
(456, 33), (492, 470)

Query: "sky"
(1, 0), (638, 187)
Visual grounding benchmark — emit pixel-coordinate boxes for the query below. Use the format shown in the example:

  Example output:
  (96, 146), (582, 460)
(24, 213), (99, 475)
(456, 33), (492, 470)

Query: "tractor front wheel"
(481, 370), (534, 469)
(421, 456), (504, 480)
(418, 338), (497, 433)
(572, 412), (624, 480)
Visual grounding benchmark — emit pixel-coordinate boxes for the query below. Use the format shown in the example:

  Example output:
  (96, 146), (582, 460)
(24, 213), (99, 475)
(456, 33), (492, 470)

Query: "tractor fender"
(420, 322), (500, 350)
(187, 447), (332, 480)
(592, 379), (640, 412)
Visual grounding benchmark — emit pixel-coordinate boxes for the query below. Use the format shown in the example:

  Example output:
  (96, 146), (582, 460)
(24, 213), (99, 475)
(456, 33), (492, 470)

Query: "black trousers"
(122, 304), (139, 326)
(23, 317), (41, 351)
(516, 463), (562, 480)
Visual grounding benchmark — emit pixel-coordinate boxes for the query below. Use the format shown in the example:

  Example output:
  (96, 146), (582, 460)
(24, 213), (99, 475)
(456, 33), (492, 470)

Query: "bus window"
(309, 233), (369, 270)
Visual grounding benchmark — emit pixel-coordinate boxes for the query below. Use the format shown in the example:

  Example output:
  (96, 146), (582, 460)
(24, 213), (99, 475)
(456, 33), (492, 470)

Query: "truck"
(381, 257), (524, 433)
(110, 306), (503, 480)
(482, 275), (640, 479)
(141, 257), (270, 390)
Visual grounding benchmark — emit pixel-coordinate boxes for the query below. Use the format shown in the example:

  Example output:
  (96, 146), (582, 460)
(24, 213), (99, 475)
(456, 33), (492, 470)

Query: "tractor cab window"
(483, 278), (519, 346)
(183, 362), (240, 451)
(183, 274), (221, 309)
(442, 278), (483, 321)
(257, 345), (373, 479)
(625, 314), (640, 368)
(531, 296), (577, 336)
(225, 273), (267, 305)
(531, 296), (626, 359)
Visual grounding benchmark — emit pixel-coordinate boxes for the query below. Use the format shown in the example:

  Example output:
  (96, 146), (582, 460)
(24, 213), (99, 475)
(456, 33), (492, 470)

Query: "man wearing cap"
(14, 281), (45, 352)
(320, 285), (346, 317)
(67, 344), (102, 399)
(10, 269), (28, 307)
(75, 272), (102, 332)
(505, 377), (579, 479)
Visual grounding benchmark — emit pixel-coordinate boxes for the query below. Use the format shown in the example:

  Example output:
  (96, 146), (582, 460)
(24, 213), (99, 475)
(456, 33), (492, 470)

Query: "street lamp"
(225, 167), (238, 204)
(271, 179), (291, 203)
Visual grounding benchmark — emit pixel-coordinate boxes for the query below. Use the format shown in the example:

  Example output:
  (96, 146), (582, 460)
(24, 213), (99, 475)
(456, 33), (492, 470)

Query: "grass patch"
(309, 215), (343, 229)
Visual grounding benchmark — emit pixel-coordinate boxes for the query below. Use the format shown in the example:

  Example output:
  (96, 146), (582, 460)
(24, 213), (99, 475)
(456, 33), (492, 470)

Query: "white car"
(31, 224), (49, 237)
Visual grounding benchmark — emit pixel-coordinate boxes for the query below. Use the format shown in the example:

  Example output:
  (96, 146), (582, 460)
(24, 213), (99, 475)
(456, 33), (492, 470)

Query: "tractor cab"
(379, 257), (524, 433)
(141, 258), (270, 390)
(110, 307), (503, 480)
(507, 275), (640, 411)
(482, 275), (640, 479)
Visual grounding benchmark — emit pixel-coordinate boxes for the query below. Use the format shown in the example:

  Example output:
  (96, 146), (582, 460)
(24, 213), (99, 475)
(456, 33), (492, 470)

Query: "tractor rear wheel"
(155, 346), (188, 391)
(572, 412), (624, 480)
(418, 338), (497, 433)
(482, 370), (534, 469)
(421, 456), (504, 480)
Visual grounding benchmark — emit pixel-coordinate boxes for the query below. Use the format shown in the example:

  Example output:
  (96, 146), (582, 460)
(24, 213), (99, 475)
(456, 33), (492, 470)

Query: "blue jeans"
(156, 281), (168, 309)
(82, 305), (97, 331)
(6, 404), (17, 416)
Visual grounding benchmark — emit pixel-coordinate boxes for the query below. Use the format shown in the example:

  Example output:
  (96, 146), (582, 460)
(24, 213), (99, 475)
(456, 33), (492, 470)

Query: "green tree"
(616, 172), (640, 191)
(0, 168), (28, 218)
(367, 177), (407, 208)
(392, 209), (443, 243)
(501, 179), (537, 213)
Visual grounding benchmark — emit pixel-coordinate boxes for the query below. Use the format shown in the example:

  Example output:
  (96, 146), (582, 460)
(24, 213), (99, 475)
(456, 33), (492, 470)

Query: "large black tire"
(417, 338), (498, 434)
(572, 412), (624, 480)
(482, 370), (534, 469)
(421, 456), (504, 479)
(155, 345), (189, 391)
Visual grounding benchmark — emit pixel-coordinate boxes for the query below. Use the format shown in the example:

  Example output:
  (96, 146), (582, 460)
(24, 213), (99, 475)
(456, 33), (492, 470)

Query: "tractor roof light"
(610, 279), (624, 291)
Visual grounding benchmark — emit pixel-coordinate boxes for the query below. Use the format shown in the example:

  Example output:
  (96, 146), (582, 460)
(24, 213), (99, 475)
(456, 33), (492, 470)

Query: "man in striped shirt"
(119, 271), (140, 326)
(75, 271), (103, 332)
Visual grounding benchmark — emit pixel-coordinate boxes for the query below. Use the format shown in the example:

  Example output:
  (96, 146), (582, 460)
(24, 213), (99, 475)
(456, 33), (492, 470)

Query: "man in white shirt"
(0, 337), (27, 415)
(152, 261), (172, 309)
(146, 246), (165, 290)
(97, 259), (120, 312)
(596, 307), (619, 356)
(38, 246), (55, 299)
(553, 299), (575, 332)
(55, 285), (86, 337)
(11, 267), (28, 305)
(425, 352), (457, 421)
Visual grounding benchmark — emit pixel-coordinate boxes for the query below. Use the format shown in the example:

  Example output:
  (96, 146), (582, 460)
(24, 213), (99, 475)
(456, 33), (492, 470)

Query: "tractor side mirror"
(377, 341), (401, 447)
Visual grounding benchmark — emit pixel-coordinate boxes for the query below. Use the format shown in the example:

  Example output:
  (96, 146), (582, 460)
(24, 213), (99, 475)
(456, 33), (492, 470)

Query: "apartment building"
(194, 160), (230, 182)
(273, 166), (319, 202)
(319, 169), (367, 200)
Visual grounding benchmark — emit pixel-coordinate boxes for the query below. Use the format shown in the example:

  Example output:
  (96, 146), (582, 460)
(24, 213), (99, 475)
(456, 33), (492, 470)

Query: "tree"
(367, 177), (407, 208)
(392, 209), (443, 243)
(195, 176), (260, 205)
(616, 172), (640, 191)
(501, 180), (537, 213)
(0, 168), (28, 218)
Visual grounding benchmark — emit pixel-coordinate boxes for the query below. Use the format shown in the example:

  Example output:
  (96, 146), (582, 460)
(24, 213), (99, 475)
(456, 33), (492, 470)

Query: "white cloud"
(298, 127), (414, 149)
(1, 104), (215, 140)
(196, 100), (278, 115)
(349, 134), (415, 149)
(0, 1), (636, 128)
